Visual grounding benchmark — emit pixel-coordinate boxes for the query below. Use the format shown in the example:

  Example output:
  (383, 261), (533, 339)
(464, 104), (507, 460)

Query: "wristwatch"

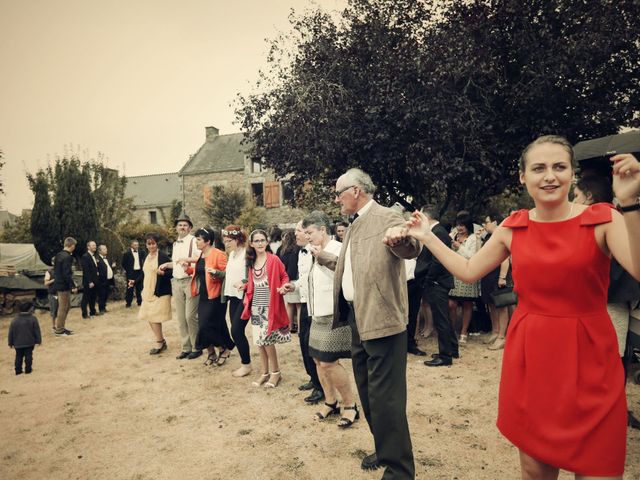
(616, 198), (640, 213)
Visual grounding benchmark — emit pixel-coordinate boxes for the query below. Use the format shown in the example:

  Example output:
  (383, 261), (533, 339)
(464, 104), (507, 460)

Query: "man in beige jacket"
(333, 168), (420, 479)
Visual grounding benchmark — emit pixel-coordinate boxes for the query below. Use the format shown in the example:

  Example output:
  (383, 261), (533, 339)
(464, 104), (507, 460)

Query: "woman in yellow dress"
(133, 232), (173, 354)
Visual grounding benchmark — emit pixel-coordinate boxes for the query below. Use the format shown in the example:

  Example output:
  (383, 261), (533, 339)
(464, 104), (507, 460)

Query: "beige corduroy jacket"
(330, 201), (421, 341)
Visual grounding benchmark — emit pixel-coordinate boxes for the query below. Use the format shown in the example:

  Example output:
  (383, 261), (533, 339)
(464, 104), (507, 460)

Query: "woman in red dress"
(390, 136), (640, 479)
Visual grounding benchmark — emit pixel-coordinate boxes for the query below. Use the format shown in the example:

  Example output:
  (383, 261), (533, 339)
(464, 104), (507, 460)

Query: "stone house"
(124, 172), (181, 226)
(178, 126), (304, 227)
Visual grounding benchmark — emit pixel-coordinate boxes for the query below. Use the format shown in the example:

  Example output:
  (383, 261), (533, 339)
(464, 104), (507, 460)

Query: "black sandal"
(216, 349), (231, 366)
(149, 339), (167, 355)
(314, 401), (340, 421)
(203, 353), (217, 366)
(337, 404), (360, 428)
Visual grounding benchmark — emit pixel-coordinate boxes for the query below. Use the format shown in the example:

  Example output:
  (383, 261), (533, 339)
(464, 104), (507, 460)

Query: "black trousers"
(406, 279), (423, 348)
(425, 284), (458, 361)
(299, 304), (321, 389)
(81, 286), (97, 316)
(97, 284), (110, 312)
(229, 297), (251, 364)
(15, 346), (34, 374)
(125, 277), (143, 306)
(348, 308), (415, 479)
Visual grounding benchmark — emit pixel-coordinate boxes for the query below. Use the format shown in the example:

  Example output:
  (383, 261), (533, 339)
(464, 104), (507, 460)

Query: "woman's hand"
(611, 153), (640, 205)
(127, 279), (135, 288)
(498, 277), (507, 288)
(277, 282), (295, 295)
(401, 211), (434, 244)
(156, 268), (165, 276)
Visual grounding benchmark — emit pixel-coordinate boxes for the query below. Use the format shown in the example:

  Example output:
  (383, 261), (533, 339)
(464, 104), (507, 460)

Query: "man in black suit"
(122, 239), (145, 308)
(96, 244), (114, 314)
(419, 205), (458, 367)
(80, 240), (99, 319)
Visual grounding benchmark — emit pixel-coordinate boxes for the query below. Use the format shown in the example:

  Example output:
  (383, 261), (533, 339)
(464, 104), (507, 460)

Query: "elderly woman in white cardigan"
(282, 210), (358, 428)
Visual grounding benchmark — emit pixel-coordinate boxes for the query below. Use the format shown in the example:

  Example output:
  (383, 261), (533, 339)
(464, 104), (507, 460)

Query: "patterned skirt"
(250, 304), (291, 346)
(309, 314), (351, 362)
(449, 276), (480, 300)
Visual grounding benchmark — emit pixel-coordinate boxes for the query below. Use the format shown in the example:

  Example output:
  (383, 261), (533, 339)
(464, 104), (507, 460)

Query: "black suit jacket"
(138, 252), (173, 297)
(96, 256), (114, 286)
(421, 223), (454, 290)
(122, 249), (146, 280)
(81, 252), (99, 287)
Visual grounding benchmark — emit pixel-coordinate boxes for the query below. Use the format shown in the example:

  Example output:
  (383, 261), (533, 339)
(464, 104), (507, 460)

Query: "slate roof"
(179, 132), (248, 175)
(125, 173), (181, 208)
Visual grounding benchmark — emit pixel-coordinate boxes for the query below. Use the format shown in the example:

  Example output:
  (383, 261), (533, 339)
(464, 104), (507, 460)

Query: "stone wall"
(181, 159), (307, 228)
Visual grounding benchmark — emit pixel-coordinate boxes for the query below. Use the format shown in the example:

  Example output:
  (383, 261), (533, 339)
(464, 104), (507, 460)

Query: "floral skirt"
(250, 304), (291, 346)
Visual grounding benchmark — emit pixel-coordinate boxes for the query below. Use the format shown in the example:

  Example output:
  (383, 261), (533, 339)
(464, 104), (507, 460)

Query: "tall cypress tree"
(27, 170), (60, 264)
(51, 157), (98, 256)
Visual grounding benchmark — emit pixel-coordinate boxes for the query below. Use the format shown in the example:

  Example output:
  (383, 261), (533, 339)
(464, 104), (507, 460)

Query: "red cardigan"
(241, 253), (290, 334)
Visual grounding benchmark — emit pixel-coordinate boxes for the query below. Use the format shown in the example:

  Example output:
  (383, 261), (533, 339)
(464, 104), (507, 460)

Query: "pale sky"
(0, 0), (345, 214)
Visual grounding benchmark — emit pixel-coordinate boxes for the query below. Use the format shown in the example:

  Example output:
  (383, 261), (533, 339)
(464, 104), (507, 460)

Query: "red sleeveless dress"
(497, 203), (627, 476)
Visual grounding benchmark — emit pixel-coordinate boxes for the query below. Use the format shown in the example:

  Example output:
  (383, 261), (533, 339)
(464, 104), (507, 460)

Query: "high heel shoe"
(149, 339), (167, 355)
(252, 373), (270, 387)
(458, 334), (468, 345)
(216, 349), (231, 366)
(337, 404), (360, 428)
(314, 401), (340, 421)
(264, 371), (281, 388)
(203, 353), (217, 366)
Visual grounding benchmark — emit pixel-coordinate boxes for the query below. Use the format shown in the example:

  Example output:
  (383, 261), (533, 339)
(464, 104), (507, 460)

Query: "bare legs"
(253, 344), (281, 387)
(449, 300), (473, 343)
(149, 322), (164, 343)
(314, 359), (356, 423)
(518, 450), (621, 480)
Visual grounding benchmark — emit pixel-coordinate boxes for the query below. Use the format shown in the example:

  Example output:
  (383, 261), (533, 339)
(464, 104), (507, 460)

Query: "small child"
(8, 301), (42, 375)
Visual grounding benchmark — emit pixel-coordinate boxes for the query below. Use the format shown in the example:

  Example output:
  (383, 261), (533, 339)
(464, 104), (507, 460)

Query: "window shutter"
(264, 181), (280, 209)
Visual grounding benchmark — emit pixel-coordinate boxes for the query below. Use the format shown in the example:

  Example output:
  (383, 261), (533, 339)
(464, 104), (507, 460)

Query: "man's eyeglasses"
(335, 185), (357, 197)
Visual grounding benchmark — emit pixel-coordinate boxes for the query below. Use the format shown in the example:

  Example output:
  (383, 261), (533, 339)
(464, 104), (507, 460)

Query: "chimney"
(206, 126), (219, 142)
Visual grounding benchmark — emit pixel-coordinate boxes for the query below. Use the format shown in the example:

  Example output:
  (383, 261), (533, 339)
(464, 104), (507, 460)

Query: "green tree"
(49, 157), (98, 255)
(234, 201), (267, 233)
(0, 211), (32, 244)
(90, 161), (135, 266)
(27, 170), (60, 263)
(203, 186), (248, 230)
(236, 0), (640, 216)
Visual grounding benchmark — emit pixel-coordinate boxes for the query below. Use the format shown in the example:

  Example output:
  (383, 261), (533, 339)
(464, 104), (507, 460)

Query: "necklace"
(531, 202), (574, 221)
(253, 259), (267, 279)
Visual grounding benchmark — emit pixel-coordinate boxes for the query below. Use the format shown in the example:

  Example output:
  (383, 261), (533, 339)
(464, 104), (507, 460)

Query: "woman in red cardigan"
(180, 228), (234, 366)
(241, 229), (291, 388)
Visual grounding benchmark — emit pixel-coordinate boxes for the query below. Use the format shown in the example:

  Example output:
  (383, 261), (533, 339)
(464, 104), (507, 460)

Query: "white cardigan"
(307, 239), (342, 317)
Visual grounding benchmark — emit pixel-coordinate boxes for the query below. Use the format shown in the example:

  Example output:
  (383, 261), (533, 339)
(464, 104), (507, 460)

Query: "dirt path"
(1, 303), (638, 480)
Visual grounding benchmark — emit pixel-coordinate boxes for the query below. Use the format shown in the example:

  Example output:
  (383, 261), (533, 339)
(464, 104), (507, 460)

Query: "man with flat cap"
(159, 213), (201, 359)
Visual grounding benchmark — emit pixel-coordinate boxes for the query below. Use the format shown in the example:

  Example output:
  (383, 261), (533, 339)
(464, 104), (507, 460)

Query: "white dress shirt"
(342, 199), (374, 301)
(171, 234), (200, 279)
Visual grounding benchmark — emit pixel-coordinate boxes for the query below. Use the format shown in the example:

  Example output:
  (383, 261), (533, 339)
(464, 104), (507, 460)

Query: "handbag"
(490, 286), (517, 307)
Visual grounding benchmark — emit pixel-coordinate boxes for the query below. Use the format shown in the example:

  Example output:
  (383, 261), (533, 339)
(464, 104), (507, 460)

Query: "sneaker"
(55, 329), (74, 336)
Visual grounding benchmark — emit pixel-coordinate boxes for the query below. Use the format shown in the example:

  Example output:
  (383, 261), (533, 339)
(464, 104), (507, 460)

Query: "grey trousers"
(172, 277), (199, 353)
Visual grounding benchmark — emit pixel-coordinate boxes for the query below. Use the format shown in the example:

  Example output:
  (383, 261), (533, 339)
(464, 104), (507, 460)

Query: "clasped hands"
(383, 212), (432, 246)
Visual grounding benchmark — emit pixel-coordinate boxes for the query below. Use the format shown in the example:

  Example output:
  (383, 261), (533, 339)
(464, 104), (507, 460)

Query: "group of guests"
(15, 140), (640, 479)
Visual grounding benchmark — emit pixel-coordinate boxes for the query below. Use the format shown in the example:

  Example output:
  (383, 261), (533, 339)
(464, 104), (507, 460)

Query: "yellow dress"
(137, 253), (172, 323)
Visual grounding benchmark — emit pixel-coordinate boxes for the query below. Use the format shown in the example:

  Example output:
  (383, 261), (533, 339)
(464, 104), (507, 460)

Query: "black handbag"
(490, 287), (517, 307)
